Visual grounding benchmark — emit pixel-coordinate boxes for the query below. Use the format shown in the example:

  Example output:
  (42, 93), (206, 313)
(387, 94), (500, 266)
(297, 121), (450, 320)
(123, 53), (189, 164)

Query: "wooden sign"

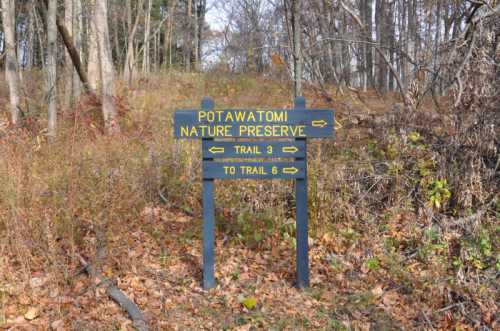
(203, 161), (306, 179)
(173, 97), (335, 290)
(174, 109), (334, 138)
(202, 141), (306, 158)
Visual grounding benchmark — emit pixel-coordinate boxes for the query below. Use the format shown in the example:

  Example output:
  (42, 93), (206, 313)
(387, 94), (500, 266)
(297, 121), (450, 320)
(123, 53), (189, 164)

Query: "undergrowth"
(0, 72), (497, 329)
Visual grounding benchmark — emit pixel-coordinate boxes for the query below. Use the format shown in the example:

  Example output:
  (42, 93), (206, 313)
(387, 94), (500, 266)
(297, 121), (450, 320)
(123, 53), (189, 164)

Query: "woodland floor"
(0, 72), (498, 330)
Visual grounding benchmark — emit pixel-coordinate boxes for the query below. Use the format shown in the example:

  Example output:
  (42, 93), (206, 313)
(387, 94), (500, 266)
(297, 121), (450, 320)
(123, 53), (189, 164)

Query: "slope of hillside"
(0, 73), (497, 330)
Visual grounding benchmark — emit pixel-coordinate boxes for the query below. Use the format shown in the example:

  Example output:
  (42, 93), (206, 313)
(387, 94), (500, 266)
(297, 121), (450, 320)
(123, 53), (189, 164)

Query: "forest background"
(0, 0), (498, 329)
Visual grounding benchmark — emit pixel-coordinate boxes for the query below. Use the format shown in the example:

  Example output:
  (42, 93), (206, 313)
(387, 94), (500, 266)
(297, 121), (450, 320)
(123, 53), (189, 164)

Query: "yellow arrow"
(282, 146), (299, 154)
(312, 120), (328, 128)
(283, 167), (298, 174)
(209, 146), (225, 154)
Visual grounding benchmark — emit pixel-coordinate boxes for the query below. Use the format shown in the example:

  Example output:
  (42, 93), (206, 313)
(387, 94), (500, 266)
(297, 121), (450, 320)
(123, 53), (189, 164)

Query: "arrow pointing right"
(283, 167), (298, 174)
(311, 120), (328, 128)
(282, 146), (299, 154)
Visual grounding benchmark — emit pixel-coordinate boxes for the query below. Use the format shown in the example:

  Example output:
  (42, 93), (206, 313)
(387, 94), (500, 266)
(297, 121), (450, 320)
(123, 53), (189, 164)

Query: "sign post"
(201, 97), (216, 289)
(294, 96), (309, 288)
(174, 97), (335, 289)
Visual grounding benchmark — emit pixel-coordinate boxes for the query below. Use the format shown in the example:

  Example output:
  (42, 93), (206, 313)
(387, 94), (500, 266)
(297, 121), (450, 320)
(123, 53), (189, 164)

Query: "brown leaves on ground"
(0, 73), (497, 330)
(1, 205), (497, 330)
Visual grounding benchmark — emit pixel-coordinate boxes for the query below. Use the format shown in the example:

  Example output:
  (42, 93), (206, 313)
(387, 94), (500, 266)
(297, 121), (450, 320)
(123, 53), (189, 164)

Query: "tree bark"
(64, 0), (82, 110)
(142, 0), (152, 73)
(93, 0), (120, 133)
(376, 0), (387, 92)
(193, 0), (199, 71)
(365, 0), (373, 88)
(291, 0), (302, 97)
(88, 5), (100, 91)
(185, 0), (193, 72)
(1, 0), (22, 126)
(47, 0), (58, 137)
(124, 0), (143, 84)
(196, 0), (206, 70)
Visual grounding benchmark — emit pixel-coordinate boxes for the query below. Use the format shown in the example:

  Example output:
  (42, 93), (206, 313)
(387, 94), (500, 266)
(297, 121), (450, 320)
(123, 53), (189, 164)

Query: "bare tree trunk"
(184, 0), (193, 72)
(93, 0), (120, 133)
(164, 1), (177, 69)
(197, 0), (206, 70)
(124, 0), (142, 84)
(88, 5), (100, 91)
(142, 0), (152, 73)
(64, 0), (82, 110)
(193, 0), (199, 71)
(365, 0), (373, 88)
(1, 0), (22, 126)
(47, 0), (58, 137)
(341, 12), (351, 87)
(26, 10), (35, 70)
(292, 0), (302, 97)
(64, 0), (74, 109)
(376, 0), (387, 93)
(387, 0), (395, 91)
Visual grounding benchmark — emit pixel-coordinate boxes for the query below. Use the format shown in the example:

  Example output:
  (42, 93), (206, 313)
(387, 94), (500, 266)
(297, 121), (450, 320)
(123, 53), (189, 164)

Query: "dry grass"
(0, 71), (497, 329)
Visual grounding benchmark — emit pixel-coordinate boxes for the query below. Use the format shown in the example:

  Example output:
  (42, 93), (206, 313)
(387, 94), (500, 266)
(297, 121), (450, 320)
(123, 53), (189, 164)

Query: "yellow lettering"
(281, 125), (289, 136)
(240, 166), (267, 175)
(257, 110), (264, 121)
(247, 112), (256, 122)
(275, 111), (287, 122)
(265, 111), (274, 122)
(224, 166), (236, 175)
(225, 112), (234, 122)
(235, 111), (245, 122)
(198, 111), (207, 121)
(180, 126), (189, 137)
(189, 126), (199, 137)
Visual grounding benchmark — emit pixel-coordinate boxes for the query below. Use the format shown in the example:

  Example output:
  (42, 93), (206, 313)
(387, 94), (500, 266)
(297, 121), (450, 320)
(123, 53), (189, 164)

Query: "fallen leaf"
(371, 284), (384, 298)
(8, 316), (26, 324)
(240, 296), (257, 310)
(382, 290), (400, 307)
(24, 307), (39, 321)
(30, 277), (45, 288)
(51, 319), (64, 330)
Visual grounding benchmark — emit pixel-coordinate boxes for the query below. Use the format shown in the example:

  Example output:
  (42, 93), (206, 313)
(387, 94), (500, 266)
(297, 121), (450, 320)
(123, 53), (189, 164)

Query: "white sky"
(205, 0), (228, 32)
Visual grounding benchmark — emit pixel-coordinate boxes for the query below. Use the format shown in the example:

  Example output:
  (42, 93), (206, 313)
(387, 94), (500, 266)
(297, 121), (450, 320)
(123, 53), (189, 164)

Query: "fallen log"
(76, 254), (149, 331)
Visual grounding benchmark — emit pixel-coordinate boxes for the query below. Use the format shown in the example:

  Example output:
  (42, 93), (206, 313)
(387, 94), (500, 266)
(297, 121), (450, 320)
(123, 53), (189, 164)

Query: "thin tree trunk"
(1, 0), (22, 126)
(166, 1), (177, 69)
(197, 0), (206, 70)
(292, 0), (302, 97)
(73, 0), (83, 98)
(93, 0), (120, 133)
(341, 13), (351, 87)
(64, 0), (82, 110)
(124, 0), (143, 84)
(142, 0), (152, 73)
(185, 0), (193, 72)
(88, 5), (100, 91)
(64, 0), (73, 109)
(47, 0), (58, 137)
(193, 1), (199, 71)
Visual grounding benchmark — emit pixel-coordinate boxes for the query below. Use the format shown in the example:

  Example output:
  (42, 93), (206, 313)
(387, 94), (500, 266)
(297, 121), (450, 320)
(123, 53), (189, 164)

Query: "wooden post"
(201, 97), (216, 289)
(294, 96), (309, 288)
